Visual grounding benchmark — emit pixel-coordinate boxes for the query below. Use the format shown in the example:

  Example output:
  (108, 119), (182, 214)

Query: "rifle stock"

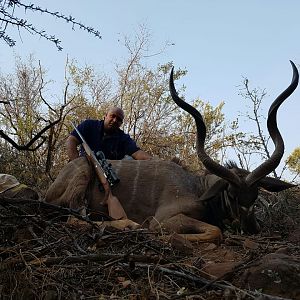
(71, 122), (127, 220)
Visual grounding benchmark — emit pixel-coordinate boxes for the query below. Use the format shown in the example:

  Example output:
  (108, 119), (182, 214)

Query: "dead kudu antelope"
(45, 61), (298, 242)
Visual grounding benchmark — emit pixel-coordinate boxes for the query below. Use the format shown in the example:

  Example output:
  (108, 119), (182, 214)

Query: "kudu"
(45, 61), (298, 242)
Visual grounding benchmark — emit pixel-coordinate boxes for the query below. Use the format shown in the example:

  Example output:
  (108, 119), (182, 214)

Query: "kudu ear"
(258, 177), (296, 192)
(200, 177), (228, 201)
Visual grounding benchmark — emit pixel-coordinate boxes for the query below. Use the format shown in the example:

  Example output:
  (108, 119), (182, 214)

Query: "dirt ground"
(0, 187), (300, 300)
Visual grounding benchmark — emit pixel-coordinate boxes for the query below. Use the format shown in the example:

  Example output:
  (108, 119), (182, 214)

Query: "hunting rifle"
(71, 122), (127, 220)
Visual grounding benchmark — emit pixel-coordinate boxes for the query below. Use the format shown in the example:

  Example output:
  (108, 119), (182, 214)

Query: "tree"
(0, 55), (73, 188)
(286, 148), (300, 182)
(113, 27), (234, 171)
(0, 28), (237, 191)
(232, 77), (299, 182)
(233, 78), (278, 176)
(0, 0), (101, 50)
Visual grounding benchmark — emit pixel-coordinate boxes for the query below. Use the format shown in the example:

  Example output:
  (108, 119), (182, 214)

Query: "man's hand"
(131, 149), (152, 160)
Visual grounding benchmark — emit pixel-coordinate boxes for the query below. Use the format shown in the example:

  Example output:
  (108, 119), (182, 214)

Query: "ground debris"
(0, 194), (299, 299)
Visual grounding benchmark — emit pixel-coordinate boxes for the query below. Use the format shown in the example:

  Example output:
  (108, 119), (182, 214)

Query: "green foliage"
(172, 98), (227, 170)
(286, 147), (300, 175)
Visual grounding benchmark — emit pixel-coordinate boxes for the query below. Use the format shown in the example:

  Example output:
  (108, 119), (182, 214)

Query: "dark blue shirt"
(71, 119), (140, 160)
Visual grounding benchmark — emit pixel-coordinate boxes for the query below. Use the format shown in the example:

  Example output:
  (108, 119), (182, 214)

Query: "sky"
(1, 1), (300, 173)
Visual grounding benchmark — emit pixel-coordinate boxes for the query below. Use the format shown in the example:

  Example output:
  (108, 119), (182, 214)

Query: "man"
(56, 107), (151, 223)
(66, 107), (152, 161)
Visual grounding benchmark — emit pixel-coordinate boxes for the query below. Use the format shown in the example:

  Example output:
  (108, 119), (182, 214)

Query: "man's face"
(103, 109), (124, 133)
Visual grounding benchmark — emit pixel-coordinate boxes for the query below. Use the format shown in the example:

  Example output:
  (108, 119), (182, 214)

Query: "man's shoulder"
(75, 119), (103, 137)
(82, 119), (103, 126)
(117, 129), (132, 140)
(80, 119), (103, 130)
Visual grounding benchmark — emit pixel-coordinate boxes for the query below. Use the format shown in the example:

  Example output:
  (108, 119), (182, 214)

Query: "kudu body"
(45, 61), (298, 242)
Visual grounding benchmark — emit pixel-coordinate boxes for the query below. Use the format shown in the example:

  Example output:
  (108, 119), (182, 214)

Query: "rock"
(203, 261), (240, 279)
(243, 238), (259, 250)
(275, 247), (290, 255)
(238, 253), (300, 299)
(204, 243), (218, 251)
(288, 226), (300, 243)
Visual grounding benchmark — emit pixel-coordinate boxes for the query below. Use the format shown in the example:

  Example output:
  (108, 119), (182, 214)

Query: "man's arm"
(66, 135), (81, 161)
(131, 149), (152, 160)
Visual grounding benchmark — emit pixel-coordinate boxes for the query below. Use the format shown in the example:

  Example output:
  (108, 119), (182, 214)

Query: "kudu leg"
(151, 213), (222, 243)
(67, 218), (140, 230)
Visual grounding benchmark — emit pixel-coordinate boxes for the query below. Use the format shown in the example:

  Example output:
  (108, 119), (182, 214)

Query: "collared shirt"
(71, 119), (140, 160)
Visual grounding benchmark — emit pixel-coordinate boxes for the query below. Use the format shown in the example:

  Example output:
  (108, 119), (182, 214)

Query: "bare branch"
(0, 1), (102, 50)
(0, 116), (61, 151)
